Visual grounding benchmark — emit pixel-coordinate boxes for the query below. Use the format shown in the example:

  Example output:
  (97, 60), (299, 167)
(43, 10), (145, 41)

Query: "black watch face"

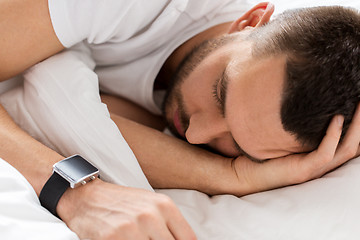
(55, 155), (98, 182)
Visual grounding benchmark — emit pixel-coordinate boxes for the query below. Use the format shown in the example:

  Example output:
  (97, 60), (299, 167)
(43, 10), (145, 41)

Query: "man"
(1, 0), (360, 239)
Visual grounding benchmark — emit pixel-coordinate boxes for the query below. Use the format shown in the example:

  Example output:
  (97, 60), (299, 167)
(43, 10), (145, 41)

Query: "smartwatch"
(39, 155), (99, 218)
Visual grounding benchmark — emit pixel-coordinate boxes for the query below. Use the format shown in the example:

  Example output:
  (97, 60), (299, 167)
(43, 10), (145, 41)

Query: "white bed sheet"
(1, 1), (360, 239)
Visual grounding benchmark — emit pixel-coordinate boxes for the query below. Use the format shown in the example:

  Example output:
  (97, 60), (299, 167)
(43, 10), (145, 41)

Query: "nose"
(185, 111), (228, 145)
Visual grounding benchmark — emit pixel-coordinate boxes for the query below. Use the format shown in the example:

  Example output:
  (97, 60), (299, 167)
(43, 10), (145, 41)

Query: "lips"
(173, 109), (185, 138)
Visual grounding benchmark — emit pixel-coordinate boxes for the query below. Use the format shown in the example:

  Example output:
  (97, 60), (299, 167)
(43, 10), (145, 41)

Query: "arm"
(0, 1), (196, 238)
(101, 93), (166, 131)
(0, 100), (195, 240)
(0, 104), (64, 194)
(106, 95), (360, 196)
(110, 113), (236, 194)
(102, 94), (238, 193)
(0, 0), (64, 80)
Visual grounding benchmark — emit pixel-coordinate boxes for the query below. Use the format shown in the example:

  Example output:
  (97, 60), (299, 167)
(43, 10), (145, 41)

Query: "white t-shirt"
(48, 0), (250, 114)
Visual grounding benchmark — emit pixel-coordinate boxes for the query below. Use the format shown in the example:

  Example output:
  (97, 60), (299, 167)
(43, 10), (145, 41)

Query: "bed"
(1, 0), (360, 239)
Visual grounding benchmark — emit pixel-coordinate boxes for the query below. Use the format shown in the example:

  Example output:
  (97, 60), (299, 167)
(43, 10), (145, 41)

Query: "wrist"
(0, 128), (64, 196)
(39, 155), (99, 218)
(202, 156), (257, 197)
(193, 155), (241, 196)
(56, 177), (102, 222)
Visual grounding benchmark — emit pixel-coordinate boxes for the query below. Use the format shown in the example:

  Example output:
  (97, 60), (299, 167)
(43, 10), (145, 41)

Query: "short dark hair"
(248, 6), (360, 149)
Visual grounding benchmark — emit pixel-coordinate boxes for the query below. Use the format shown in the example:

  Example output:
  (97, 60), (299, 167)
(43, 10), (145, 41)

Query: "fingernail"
(337, 115), (344, 127)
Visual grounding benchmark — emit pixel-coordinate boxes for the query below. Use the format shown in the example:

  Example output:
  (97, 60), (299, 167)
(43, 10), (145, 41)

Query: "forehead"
(224, 44), (303, 159)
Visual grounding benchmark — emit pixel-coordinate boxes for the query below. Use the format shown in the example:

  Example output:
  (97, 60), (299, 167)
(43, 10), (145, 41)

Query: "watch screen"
(55, 155), (98, 182)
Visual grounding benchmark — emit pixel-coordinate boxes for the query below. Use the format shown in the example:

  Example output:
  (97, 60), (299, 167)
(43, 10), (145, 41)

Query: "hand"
(232, 103), (360, 196)
(57, 179), (196, 240)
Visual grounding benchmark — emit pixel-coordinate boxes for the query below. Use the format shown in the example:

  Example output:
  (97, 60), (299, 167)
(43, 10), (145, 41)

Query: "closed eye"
(211, 69), (228, 116)
(212, 78), (222, 107)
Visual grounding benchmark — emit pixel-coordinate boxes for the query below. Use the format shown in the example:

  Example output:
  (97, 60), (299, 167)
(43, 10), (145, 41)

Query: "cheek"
(181, 77), (212, 110)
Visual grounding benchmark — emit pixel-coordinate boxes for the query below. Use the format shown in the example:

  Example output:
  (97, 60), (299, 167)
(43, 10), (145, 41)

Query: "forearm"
(110, 113), (243, 195)
(0, 104), (63, 195)
(0, 105), (195, 239)
(101, 93), (166, 131)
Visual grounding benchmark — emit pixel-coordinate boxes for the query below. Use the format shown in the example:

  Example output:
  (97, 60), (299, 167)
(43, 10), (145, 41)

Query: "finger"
(147, 220), (175, 240)
(313, 115), (344, 166)
(117, 231), (147, 240)
(330, 103), (360, 167)
(356, 146), (360, 156)
(338, 103), (360, 147)
(141, 206), (175, 240)
(165, 207), (197, 240)
(103, 226), (147, 240)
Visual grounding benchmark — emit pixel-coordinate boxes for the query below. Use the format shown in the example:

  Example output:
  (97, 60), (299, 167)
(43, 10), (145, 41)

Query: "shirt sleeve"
(48, 0), (168, 47)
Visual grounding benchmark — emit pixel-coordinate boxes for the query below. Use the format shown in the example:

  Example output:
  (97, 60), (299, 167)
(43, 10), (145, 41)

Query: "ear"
(228, 2), (274, 34)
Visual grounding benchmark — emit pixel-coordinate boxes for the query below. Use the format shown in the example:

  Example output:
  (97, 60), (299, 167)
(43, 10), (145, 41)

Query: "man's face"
(163, 32), (309, 161)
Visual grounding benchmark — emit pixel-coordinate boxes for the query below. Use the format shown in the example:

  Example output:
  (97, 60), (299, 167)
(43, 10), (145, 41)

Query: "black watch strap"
(39, 172), (70, 218)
